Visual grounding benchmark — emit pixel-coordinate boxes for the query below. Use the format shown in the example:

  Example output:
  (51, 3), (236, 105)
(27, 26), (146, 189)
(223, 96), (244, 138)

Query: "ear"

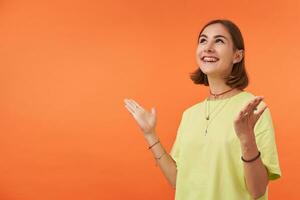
(233, 50), (244, 64)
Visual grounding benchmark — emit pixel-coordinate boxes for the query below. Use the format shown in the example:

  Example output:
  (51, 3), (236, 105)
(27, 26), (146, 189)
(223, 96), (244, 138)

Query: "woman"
(123, 19), (281, 200)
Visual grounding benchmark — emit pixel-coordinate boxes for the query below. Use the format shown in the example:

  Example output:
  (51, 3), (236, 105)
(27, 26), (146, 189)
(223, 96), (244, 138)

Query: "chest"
(180, 105), (242, 164)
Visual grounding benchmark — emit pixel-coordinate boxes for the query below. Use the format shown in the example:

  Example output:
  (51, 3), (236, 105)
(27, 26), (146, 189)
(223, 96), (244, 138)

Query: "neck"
(207, 76), (241, 100)
(208, 77), (231, 94)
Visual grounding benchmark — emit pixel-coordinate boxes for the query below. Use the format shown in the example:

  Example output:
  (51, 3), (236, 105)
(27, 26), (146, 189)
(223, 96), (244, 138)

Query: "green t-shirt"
(170, 91), (281, 200)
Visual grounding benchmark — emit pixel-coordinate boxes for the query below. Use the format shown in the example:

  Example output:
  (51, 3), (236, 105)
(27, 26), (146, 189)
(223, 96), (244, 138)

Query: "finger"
(250, 96), (264, 112)
(245, 96), (263, 115)
(245, 98), (258, 115)
(124, 104), (135, 116)
(151, 107), (157, 120)
(131, 99), (144, 111)
(151, 107), (156, 115)
(125, 99), (136, 113)
(128, 99), (142, 111)
(236, 109), (245, 120)
(125, 99), (135, 107)
(242, 99), (254, 116)
(255, 105), (268, 119)
(237, 109), (247, 120)
(125, 99), (138, 112)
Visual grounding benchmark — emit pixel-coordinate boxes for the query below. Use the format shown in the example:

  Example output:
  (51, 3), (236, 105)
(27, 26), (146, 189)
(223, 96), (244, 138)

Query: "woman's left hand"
(234, 96), (268, 142)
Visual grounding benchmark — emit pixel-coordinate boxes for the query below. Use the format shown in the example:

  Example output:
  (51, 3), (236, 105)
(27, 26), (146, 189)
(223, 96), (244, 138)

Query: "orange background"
(0, 0), (299, 199)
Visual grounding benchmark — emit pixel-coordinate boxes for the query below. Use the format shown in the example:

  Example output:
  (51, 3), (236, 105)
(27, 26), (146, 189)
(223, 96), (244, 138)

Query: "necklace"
(204, 88), (236, 136)
(209, 87), (235, 99)
(205, 98), (231, 136)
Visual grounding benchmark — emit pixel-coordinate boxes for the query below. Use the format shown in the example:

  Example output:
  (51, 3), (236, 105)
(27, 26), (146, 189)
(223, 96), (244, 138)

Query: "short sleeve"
(254, 102), (282, 181)
(169, 110), (188, 167)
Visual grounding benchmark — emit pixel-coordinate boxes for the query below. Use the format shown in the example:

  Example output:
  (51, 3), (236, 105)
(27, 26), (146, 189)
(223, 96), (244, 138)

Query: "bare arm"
(123, 98), (177, 189)
(144, 133), (177, 189)
(241, 138), (269, 199)
(233, 96), (270, 199)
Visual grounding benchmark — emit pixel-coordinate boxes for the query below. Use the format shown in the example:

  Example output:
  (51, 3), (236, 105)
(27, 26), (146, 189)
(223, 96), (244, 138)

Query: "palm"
(124, 99), (157, 134)
(134, 109), (156, 133)
(234, 96), (267, 141)
(234, 111), (256, 135)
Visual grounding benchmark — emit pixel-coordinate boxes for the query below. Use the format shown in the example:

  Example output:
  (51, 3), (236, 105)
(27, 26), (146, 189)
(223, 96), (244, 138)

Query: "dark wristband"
(241, 151), (261, 162)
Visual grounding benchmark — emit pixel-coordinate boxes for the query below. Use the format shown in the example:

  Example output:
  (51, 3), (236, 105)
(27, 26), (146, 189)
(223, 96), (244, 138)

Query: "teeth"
(202, 57), (218, 62)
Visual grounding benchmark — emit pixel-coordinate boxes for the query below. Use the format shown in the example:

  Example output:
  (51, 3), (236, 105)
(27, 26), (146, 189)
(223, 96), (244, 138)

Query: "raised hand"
(123, 98), (157, 136)
(233, 96), (268, 143)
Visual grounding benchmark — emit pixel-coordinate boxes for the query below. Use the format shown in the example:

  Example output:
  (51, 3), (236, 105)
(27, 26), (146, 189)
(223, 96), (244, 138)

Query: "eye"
(216, 38), (224, 43)
(199, 38), (206, 44)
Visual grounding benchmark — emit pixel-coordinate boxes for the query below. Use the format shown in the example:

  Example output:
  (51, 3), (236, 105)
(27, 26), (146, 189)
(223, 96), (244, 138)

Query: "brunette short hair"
(190, 19), (249, 89)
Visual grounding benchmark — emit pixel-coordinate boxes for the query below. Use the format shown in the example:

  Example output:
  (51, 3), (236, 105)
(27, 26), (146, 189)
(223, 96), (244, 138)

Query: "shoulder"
(240, 90), (269, 109)
(234, 90), (268, 108)
(181, 99), (205, 117)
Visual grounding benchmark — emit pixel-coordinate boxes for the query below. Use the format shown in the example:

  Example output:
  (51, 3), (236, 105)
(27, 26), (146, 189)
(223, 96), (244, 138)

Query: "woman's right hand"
(123, 98), (157, 136)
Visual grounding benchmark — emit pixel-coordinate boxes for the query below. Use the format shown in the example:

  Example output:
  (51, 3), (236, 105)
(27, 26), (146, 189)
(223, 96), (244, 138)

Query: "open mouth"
(201, 56), (219, 63)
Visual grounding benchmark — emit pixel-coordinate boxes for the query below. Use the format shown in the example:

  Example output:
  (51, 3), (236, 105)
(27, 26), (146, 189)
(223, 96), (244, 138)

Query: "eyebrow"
(199, 34), (228, 41)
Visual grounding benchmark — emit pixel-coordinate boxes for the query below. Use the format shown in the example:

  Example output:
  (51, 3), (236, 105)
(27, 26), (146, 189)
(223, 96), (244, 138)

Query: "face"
(196, 23), (243, 78)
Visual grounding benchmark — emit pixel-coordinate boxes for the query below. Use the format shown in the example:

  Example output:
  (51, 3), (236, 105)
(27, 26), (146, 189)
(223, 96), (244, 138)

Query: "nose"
(203, 41), (215, 53)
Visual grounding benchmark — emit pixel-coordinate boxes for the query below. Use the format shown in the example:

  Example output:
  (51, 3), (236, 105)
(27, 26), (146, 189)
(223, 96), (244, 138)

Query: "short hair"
(190, 19), (249, 90)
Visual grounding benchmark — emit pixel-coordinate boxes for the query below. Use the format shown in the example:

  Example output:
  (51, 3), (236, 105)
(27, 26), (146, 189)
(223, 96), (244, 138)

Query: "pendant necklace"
(204, 98), (232, 135)
(204, 88), (236, 136)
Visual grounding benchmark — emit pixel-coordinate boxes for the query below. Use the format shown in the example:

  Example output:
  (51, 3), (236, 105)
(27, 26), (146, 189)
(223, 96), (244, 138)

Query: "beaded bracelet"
(154, 151), (167, 166)
(148, 139), (160, 150)
(155, 151), (167, 160)
(241, 151), (261, 163)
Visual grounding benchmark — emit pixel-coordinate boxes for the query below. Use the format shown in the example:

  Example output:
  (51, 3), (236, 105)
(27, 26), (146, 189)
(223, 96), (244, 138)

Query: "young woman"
(124, 19), (281, 200)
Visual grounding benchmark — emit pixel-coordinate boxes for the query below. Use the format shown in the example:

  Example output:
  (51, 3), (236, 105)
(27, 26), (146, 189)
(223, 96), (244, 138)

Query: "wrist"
(240, 138), (259, 160)
(238, 131), (255, 145)
(144, 132), (159, 144)
(143, 129), (156, 136)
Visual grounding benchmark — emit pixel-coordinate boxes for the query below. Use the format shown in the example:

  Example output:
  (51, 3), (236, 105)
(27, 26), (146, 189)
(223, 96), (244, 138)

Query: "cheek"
(219, 48), (234, 62)
(195, 47), (202, 63)
(196, 46), (202, 55)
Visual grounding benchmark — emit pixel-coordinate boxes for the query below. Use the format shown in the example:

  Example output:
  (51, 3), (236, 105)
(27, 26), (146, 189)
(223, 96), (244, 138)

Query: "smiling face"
(196, 23), (243, 79)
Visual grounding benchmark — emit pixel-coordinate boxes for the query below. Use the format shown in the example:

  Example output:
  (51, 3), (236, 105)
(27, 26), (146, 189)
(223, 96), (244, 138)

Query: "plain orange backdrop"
(0, 0), (299, 199)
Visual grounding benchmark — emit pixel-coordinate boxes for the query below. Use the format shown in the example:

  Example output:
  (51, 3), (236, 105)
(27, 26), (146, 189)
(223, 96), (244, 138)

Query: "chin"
(199, 63), (220, 75)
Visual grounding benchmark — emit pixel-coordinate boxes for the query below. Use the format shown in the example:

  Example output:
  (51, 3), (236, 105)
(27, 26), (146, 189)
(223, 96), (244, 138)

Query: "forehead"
(201, 23), (231, 38)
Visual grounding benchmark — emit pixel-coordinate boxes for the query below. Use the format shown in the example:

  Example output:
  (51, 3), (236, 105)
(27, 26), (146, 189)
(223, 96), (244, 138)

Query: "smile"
(201, 56), (219, 63)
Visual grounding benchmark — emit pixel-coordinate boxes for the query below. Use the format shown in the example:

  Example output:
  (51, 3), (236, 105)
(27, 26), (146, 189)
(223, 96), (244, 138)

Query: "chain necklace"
(204, 88), (237, 136)
(205, 98), (231, 136)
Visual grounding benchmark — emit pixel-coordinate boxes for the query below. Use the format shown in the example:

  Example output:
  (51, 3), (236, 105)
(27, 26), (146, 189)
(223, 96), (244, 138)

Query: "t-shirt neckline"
(205, 90), (246, 103)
